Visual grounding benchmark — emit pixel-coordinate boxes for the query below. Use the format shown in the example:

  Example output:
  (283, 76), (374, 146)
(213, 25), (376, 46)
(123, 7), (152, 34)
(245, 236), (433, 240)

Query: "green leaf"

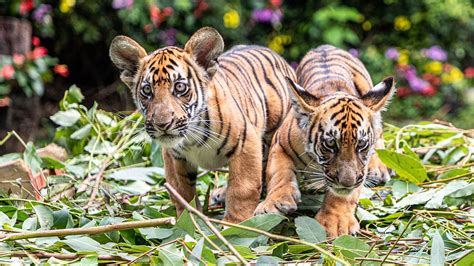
(456, 251), (474, 266)
(447, 184), (474, 198)
(32, 205), (54, 230)
(52, 208), (74, 229)
(392, 180), (421, 198)
(431, 230), (445, 265)
(295, 216), (327, 243)
(376, 149), (428, 183)
(221, 214), (285, 238)
(334, 235), (371, 262)
(23, 142), (43, 175)
(159, 244), (184, 266)
(0, 153), (21, 164)
(70, 124), (92, 140)
(62, 236), (103, 252)
(0, 211), (13, 227)
(65, 85), (84, 104)
(50, 109), (81, 127)
(42, 156), (65, 169)
(256, 256), (280, 265)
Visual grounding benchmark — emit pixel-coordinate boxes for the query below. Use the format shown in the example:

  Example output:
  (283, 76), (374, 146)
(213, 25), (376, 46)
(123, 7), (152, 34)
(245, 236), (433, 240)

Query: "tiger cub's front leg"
(162, 149), (199, 216)
(224, 129), (263, 223)
(315, 187), (361, 238)
(254, 142), (301, 215)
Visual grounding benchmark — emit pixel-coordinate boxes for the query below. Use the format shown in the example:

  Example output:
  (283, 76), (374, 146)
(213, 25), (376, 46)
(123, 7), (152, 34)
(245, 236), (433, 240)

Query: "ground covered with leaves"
(0, 87), (473, 265)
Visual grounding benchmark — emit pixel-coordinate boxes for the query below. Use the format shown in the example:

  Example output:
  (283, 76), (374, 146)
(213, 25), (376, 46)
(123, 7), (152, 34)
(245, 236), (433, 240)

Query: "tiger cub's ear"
(110, 36), (147, 89)
(184, 27), (224, 76)
(285, 77), (319, 128)
(362, 76), (396, 112)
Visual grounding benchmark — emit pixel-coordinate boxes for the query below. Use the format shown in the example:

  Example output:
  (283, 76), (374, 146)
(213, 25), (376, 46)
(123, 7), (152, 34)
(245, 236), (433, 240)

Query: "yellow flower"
(397, 49), (409, 65)
(362, 20), (372, 31)
(424, 61), (443, 75)
(442, 66), (464, 84)
(60, 0), (75, 13)
(268, 35), (292, 54)
(223, 9), (240, 29)
(394, 16), (411, 31)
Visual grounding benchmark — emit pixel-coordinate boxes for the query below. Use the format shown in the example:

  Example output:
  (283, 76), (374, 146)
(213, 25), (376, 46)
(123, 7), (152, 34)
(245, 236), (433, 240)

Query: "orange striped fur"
(110, 27), (295, 223)
(256, 45), (396, 237)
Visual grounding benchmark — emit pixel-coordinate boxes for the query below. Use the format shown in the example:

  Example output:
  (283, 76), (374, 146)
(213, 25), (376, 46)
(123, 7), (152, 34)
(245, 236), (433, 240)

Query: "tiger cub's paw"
(210, 187), (227, 207)
(366, 154), (391, 186)
(254, 188), (301, 215)
(315, 210), (359, 238)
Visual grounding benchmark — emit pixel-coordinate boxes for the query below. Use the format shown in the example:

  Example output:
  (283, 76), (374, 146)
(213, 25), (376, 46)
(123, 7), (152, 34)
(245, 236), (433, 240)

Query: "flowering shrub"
(0, 0), (68, 99)
(0, 37), (68, 98)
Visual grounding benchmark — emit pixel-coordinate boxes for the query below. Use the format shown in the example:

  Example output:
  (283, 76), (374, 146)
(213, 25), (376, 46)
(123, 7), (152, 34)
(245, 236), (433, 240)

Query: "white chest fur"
(179, 141), (229, 170)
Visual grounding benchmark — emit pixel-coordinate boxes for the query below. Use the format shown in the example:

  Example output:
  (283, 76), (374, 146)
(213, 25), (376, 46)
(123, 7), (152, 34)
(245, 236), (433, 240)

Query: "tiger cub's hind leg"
(254, 142), (301, 215)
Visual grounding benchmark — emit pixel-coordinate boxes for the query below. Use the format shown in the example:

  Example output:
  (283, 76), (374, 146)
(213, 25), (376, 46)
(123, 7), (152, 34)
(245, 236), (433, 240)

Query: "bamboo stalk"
(0, 217), (175, 241)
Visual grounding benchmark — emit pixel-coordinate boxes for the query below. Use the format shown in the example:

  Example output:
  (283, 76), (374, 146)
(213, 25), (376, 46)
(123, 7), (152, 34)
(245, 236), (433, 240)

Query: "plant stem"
(4, 252), (127, 261)
(207, 217), (350, 266)
(164, 183), (249, 265)
(421, 171), (473, 185)
(0, 217), (175, 241)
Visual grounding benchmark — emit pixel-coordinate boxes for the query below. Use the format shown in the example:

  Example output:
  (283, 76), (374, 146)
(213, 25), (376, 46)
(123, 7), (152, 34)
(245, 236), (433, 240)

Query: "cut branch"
(164, 183), (249, 265)
(0, 217), (175, 241)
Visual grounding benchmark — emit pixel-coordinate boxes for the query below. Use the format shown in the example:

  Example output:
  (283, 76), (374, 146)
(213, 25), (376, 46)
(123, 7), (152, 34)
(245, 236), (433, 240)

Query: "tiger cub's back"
(297, 45), (374, 99)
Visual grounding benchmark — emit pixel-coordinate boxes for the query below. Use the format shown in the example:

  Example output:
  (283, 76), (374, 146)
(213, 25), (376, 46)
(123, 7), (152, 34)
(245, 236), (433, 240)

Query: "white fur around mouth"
(330, 186), (355, 196)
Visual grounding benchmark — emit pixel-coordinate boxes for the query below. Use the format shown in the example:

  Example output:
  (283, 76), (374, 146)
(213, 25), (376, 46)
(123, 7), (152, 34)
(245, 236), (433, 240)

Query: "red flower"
(420, 85), (436, 96)
(149, 4), (173, 27)
(54, 64), (69, 77)
(19, 0), (34, 15)
(193, 0), (208, 18)
(30, 47), (48, 59)
(270, 0), (283, 7)
(32, 36), (41, 46)
(465, 67), (474, 78)
(396, 86), (411, 97)
(1, 65), (15, 80)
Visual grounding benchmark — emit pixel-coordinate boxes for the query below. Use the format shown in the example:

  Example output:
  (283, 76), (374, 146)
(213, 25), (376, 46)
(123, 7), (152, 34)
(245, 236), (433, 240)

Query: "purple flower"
(252, 8), (283, 25)
(290, 61), (299, 70)
(159, 28), (177, 46)
(112, 0), (133, 10)
(252, 8), (273, 23)
(422, 45), (447, 61)
(403, 65), (429, 92)
(348, 48), (359, 57)
(385, 48), (399, 60)
(32, 4), (52, 23)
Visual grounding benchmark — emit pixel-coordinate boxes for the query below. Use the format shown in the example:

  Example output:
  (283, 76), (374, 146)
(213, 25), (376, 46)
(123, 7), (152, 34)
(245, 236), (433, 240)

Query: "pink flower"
(422, 45), (447, 61)
(31, 47), (48, 59)
(1, 65), (15, 80)
(385, 48), (399, 60)
(112, 0), (133, 9)
(13, 54), (25, 66)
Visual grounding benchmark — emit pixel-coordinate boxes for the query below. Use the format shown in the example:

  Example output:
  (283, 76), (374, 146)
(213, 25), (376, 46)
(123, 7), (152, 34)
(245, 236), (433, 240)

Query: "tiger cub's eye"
(357, 138), (369, 152)
(141, 85), (152, 97)
(174, 82), (188, 95)
(323, 138), (337, 152)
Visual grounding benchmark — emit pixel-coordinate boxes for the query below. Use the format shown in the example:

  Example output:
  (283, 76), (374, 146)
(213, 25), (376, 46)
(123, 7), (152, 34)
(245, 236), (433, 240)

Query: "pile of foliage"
(0, 86), (472, 264)
(1, 0), (473, 126)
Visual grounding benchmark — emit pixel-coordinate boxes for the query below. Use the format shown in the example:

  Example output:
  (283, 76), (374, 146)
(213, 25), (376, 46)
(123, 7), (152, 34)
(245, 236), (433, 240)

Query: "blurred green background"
(0, 0), (473, 152)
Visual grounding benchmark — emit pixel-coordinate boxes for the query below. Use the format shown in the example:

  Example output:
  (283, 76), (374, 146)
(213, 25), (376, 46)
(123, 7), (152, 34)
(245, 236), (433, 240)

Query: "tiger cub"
(255, 45), (395, 237)
(109, 27), (295, 223)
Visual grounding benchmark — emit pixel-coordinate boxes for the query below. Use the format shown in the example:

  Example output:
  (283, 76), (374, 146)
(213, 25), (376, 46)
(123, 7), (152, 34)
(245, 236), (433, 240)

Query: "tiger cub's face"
(286, 78), (395, 196)
(110, 27), (224, 147)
